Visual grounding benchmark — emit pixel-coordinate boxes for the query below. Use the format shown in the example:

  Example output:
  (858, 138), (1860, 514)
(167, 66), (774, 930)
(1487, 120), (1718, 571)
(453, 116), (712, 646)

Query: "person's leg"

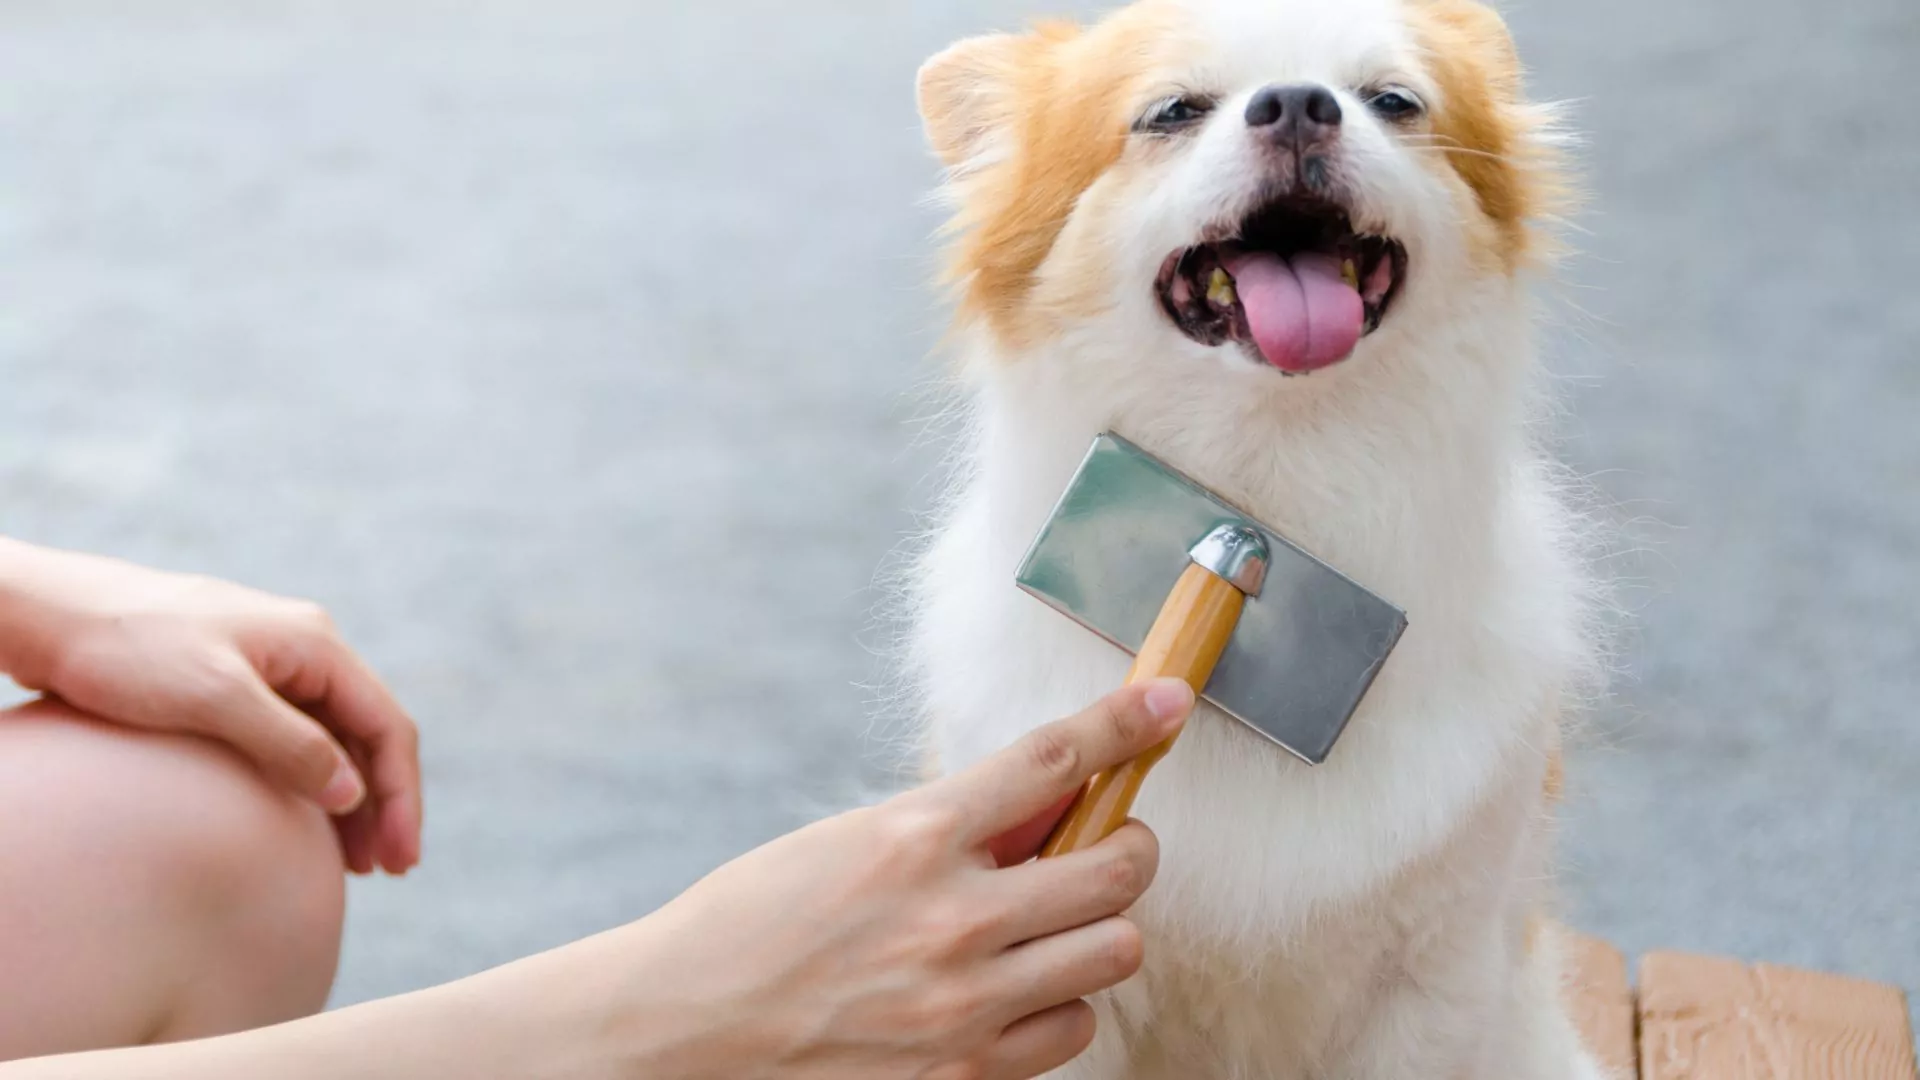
(0, 697), (346, 1060)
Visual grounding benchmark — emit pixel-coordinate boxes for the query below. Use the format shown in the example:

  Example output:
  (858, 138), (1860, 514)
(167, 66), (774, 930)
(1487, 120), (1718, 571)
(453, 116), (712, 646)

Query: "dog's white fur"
(907, 0), (1609, 1076)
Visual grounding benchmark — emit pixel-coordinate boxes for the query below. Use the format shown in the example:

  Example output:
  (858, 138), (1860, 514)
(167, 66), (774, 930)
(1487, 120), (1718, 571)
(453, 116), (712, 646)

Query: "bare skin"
(4, 678), (1194, 1080)
(0, 701), (346, 1055)
(0, 537), (422, 1058)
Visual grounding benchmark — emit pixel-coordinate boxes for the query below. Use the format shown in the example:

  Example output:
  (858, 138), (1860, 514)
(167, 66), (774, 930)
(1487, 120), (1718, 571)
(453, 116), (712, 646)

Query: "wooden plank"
(1639, 951), (1917, 1080)
(1556, 925), (1639, 1078)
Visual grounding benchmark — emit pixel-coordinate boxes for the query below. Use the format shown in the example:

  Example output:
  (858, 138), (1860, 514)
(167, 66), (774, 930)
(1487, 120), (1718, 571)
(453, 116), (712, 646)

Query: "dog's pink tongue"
(1224, 251), (1364, 372)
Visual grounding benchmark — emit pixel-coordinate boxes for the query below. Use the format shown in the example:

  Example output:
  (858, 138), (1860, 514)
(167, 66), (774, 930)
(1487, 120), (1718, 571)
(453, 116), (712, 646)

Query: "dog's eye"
(1134, 95), (1214, 134)
(1365, 87), (1425, 121)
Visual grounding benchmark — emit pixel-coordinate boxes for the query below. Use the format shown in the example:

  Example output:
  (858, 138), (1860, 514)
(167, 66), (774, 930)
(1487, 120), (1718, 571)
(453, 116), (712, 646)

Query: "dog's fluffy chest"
(907, 369), (1586, 1073)
(915, 419), (1566, 876)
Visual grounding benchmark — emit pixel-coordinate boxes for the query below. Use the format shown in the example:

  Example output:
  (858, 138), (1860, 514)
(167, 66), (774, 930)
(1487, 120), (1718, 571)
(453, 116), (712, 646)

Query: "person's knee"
(0, 699), (345, 1050)
(156, 733), (346, 1037)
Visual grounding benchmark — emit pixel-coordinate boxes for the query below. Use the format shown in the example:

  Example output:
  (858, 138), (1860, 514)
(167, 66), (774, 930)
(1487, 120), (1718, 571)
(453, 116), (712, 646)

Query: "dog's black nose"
(1244, 84), (1343, 131)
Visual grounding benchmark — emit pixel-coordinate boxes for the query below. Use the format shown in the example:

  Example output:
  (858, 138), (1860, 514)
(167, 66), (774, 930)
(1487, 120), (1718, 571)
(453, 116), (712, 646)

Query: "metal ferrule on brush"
(1188, 523), (1269, 597)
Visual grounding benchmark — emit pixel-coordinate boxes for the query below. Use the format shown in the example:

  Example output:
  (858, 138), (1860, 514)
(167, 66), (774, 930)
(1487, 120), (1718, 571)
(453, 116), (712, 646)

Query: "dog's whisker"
(1405, 143), (1519, 165)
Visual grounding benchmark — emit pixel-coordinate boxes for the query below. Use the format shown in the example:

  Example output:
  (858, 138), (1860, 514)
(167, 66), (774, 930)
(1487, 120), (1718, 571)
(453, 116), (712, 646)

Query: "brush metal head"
(1014, 433), (1407, 765)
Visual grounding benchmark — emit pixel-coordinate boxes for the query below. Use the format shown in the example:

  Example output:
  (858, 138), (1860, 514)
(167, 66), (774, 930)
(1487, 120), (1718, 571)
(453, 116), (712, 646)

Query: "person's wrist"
(428, 914), (736, 1080)
(563, 915), (756, 1079)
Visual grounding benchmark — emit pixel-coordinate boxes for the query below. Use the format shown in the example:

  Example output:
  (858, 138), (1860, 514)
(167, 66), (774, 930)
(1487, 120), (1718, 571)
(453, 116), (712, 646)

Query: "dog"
(905, 0), (1610, 1076)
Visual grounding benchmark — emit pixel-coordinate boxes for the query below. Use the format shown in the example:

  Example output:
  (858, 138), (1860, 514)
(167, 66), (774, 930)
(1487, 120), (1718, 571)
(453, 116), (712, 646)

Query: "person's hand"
(502, 678), (1193, 1080)
(0, 539), (420, 875)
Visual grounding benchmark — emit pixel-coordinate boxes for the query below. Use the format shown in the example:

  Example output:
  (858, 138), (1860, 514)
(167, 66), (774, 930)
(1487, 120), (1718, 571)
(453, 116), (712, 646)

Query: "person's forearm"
(0, 971), (558, 1080)
(0, 991), (436, 1080)
(0, 922), (695, 1080)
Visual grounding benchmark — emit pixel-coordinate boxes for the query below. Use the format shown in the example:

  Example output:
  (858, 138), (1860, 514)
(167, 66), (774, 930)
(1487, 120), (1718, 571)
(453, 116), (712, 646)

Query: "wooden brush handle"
(1038, 562), (1246, 859)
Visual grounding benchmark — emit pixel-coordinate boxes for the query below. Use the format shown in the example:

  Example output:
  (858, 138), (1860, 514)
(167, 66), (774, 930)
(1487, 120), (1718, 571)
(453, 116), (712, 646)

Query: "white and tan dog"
(906, 0), (1608, 1076)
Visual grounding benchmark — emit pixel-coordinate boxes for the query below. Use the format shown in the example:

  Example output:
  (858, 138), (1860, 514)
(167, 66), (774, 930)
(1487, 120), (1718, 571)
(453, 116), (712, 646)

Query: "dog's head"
(918, 0), (1566, 386)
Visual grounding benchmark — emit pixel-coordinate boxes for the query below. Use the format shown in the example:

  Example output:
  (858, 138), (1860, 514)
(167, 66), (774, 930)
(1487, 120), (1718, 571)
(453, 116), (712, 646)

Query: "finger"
(932, 680), (1192, 847)
(278, 636), (422, 872)
(980, 999), (1097, 1080)
(325, 650), (419, 871)
(984, 792), (1075, 868)
(205, 666), (366, 815)
(987, 915), (1144, 1025)
(312, 696), (420, 874)
(990, 821), (1157, 947)
(334, 812), (378, 875)
(331, 735), (382, 874)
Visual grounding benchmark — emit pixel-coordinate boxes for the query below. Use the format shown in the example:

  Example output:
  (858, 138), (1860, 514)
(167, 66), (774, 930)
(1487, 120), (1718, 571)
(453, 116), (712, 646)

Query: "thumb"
(213, 673), (367, 814)
(930, 678), (1194, 850)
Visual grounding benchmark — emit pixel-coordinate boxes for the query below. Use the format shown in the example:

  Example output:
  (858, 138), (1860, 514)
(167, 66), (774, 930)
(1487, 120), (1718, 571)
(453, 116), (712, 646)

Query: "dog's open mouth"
(1155, 197), (1407, 374)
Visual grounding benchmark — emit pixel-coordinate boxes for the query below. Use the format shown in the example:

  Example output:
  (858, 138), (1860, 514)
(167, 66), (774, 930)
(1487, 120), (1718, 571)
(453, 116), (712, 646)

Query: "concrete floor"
(2, 0), (1916, 1024)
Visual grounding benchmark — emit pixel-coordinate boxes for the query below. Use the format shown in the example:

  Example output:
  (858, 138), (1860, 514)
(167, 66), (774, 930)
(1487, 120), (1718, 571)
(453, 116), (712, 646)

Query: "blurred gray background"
(2, 0), (1916, 1020)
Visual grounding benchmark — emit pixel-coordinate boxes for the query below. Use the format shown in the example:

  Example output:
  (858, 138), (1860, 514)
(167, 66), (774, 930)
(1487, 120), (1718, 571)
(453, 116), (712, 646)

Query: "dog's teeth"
(1207, 267), (1237, 307)
(1341, 260), (1359, 289)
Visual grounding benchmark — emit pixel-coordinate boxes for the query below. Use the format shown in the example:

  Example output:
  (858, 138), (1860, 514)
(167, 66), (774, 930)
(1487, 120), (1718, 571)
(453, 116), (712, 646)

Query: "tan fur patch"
(1404, 0), (1570, 270)
(917, 8), (1181, 345)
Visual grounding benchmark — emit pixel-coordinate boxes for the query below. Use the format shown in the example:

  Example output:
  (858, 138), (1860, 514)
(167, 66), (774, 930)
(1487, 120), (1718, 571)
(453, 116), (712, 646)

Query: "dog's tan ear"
(1416, 0), (1523, 97)
(916, 33), (1025, 167)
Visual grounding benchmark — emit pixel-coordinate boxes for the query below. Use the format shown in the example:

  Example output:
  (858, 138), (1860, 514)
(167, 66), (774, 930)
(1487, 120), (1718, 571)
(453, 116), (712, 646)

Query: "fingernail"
(1143, 679), (1195, 724)
(319, 759), (366, 814)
